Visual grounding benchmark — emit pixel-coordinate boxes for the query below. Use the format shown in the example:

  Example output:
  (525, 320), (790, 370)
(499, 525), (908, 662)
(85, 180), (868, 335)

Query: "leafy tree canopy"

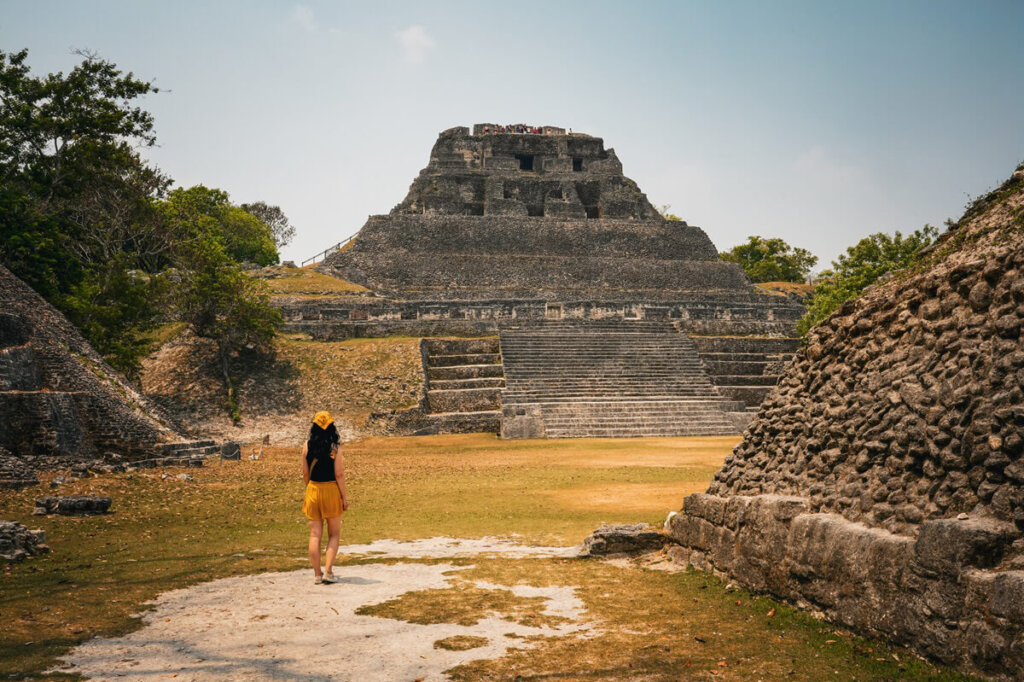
(797, 225), (940, 334)
(0, 49), (283, 404)
(0, 48), (166, 377)
(241, 201), (296, 249)
(720, 236), (818, 283)
(161, 186), (278, 266)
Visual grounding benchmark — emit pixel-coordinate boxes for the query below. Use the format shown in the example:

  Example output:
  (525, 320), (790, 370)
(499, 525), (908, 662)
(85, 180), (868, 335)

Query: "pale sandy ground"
(57, 539), (588, 681)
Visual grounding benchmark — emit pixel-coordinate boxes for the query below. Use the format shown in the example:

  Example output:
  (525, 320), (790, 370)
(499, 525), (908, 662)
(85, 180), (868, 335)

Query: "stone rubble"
(0, 521), (48, 562)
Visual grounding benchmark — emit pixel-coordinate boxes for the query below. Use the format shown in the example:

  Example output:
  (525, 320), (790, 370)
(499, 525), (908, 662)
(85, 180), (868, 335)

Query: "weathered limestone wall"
(322, 216), (747, 298)
(277, 294), (805, 340)
(667, 167), (1024, 678)
(667, 494), (1023, 679)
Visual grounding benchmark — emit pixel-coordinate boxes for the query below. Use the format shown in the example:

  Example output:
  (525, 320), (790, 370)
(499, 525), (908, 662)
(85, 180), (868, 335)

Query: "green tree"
(159, 186), (282, 421)
(797, 225), (940, 334)
(163, 186), (278, 266)
(720, 236), (818, 283)
(240, 201), (296, 249)
(0, 48), (168, 375)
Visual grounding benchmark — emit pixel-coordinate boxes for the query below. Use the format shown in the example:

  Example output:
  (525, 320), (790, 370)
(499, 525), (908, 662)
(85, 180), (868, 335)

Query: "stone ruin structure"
(666, 166), (1024, 678)
(285, 124), (806, 437)
(0, 265), (216, 474)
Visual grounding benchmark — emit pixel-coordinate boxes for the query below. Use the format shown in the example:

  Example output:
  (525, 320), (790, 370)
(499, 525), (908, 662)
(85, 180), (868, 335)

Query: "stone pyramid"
(0, 265), (183, 467)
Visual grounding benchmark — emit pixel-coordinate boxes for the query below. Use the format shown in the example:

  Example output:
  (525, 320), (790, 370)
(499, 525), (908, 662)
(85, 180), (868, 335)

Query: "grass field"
(0, 434), (973, 680)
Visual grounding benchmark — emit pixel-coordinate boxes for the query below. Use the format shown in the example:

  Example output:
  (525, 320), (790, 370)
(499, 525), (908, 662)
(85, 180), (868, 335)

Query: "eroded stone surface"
(581, 523), (669, 556)
(34, 495), (112, 516)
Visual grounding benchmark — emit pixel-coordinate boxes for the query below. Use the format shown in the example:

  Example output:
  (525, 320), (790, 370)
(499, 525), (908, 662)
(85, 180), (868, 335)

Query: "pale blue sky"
(2, 0), (1022, 268)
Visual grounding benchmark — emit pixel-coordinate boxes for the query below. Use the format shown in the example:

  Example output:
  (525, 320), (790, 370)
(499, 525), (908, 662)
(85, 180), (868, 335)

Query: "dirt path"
(57, 539), (586, 681)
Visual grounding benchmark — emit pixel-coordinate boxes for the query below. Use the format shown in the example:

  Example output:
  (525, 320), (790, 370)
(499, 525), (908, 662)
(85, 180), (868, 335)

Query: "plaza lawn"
(0, 434), (974, 680)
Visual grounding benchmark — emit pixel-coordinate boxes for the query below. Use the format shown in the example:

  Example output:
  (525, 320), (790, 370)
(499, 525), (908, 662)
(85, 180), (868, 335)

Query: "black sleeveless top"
(306, 438), (336, 482)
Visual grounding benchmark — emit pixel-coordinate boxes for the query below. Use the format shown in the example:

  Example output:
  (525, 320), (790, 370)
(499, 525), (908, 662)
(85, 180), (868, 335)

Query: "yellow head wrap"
(312, 411), (334, 430)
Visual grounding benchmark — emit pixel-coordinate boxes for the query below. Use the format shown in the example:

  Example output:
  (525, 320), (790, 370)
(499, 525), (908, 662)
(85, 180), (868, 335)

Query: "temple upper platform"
(320, 125), (756, 300)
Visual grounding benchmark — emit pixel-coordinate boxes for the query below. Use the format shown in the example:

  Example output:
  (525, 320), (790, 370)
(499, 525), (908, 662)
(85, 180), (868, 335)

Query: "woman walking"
(301, 411), (348, 584)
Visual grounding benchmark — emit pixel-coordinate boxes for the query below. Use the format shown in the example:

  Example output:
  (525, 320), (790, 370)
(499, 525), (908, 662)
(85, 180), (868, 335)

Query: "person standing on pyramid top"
(301, 411), (348, 584)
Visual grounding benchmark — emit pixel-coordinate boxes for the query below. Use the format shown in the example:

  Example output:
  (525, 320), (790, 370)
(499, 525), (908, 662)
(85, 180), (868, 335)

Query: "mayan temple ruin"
(284, 124), (806, 437)
(666, 166), (1024, 678)
(0, 265), (222, 485)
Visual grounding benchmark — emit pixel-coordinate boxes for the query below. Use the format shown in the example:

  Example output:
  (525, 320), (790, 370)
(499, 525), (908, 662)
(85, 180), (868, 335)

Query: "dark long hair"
(308, 422), (340, 458)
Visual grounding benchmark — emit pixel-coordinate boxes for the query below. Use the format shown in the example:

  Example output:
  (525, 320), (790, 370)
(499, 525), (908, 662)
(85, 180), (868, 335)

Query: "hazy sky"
(3, 1), (1022, 269)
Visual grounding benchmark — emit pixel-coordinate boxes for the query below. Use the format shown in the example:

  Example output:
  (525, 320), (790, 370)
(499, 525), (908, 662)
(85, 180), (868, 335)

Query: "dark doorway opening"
(572, 157), (583, 172)
(515, 154), (534, 171)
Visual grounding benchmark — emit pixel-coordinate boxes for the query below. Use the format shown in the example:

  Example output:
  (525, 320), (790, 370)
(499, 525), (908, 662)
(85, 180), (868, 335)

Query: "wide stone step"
(532, 399), (742, 437)
(708, 375), (778, 386)
(698, 351), (795, 362)
(700, 359), (776, 375)
(544, 426), (737, 438)
(407, 411), (501, 436)
(428, 364), (505, 380)
(505, 395), (739, 406)
(430, 377), (506, 390)
(423, 338), (499, 355)
(716, 385), (774, 407)
(427, 388), (501, 413)
(689, 337), (800, 353)
(428, 353), (502, 367)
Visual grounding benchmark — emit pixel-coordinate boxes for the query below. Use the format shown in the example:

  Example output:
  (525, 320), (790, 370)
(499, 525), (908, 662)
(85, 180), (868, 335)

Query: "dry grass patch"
(439, 558), (974, 682)
(357, 577), (570, 628)
(544, 480), (711, 514)
(257, 266), (369, 294)
(434, 635), (489, 651)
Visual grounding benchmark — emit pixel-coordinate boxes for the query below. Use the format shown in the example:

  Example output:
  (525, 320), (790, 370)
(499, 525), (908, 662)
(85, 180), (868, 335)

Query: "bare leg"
(308, 519), (324, 576)
(324, 516), (342, 575)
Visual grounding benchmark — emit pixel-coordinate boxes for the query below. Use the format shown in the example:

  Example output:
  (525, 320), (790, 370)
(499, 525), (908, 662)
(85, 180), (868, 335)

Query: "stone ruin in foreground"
(282, 124), (807, 437)
(666, 166), (1024, 679)
(0, 265), (222, 483)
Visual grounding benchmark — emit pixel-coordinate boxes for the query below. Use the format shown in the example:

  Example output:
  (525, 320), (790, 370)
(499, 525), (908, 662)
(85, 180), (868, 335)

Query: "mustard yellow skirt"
(302, 481), (344, 521)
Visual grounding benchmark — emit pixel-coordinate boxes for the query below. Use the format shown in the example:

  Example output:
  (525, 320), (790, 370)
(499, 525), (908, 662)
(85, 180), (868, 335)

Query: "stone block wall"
(668, 493), (1024, 679)
(707, 220), (1024, 536)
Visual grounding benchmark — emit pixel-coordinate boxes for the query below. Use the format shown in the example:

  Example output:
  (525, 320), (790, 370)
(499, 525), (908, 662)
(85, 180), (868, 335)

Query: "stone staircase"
(373, 338), (504, 435)
(498, 320), (745, 438)
(689, 336), (799, 411)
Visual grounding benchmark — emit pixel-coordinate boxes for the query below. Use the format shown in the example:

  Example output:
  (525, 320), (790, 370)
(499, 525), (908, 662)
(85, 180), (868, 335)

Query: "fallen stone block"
(33, 495), (112, 516)
(581, 523), (669, 556)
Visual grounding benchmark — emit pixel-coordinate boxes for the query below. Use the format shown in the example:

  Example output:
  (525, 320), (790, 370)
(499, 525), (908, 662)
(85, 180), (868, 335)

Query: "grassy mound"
(140, 330), (423, 443)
